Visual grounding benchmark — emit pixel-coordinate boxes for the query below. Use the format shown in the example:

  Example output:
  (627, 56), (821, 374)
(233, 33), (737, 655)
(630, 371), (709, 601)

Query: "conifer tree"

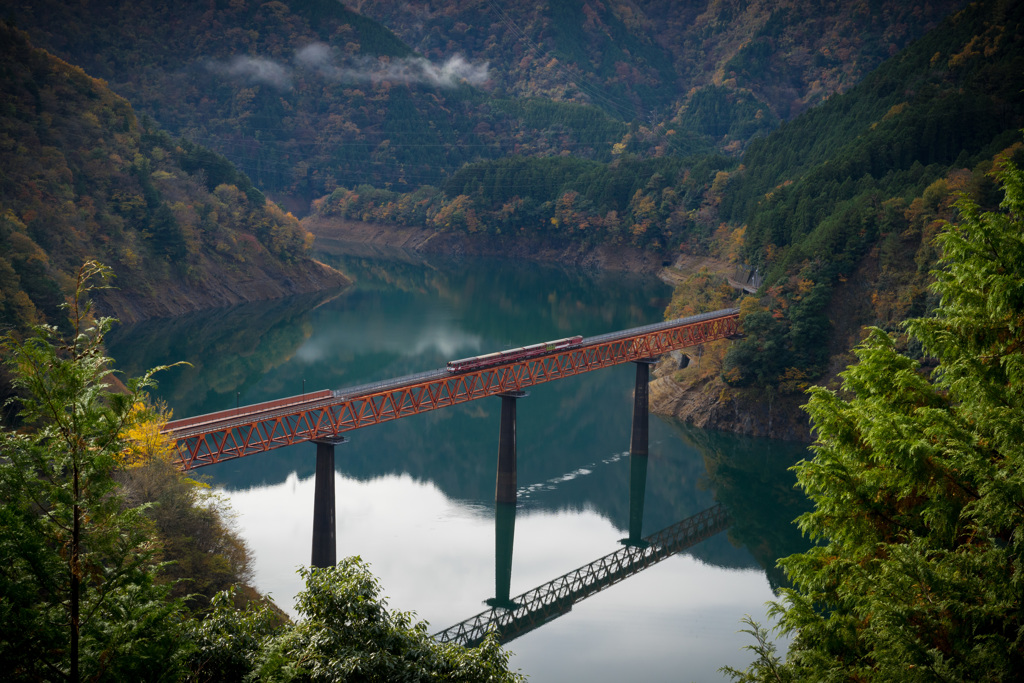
(725, 156), (1024, 680)
(0, 262), (184, 682)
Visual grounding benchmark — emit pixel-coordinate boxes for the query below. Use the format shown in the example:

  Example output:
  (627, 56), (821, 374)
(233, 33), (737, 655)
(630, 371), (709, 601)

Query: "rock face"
(95, 258), (349, 324)
(649, 359), (812, 443)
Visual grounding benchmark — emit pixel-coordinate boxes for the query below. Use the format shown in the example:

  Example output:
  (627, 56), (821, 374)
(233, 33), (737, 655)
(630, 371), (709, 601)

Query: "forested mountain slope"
(359, 1), (965, 121)
(8, 0), (966, 211)
(721, 0), (1024, 379)
(8, 0), (629, 206)
(0, 23), (347, 335)
(654, 0), (1024, 438)
(311, 0), (991, 259)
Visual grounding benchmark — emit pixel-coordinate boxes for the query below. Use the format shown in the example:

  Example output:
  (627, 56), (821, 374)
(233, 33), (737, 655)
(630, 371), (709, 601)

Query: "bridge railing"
(164, 389), (334, 433)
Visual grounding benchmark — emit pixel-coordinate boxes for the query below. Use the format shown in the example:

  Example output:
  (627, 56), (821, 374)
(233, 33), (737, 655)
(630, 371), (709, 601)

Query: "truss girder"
(433, 504), (732, 647)
(166, 312), (739, 469)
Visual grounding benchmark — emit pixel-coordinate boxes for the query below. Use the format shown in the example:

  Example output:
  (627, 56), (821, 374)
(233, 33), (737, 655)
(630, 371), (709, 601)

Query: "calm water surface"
(107, 242), (810, 682)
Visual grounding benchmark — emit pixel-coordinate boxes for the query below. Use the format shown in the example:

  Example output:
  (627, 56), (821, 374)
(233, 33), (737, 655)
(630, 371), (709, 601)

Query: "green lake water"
(106, 240), (811, 682)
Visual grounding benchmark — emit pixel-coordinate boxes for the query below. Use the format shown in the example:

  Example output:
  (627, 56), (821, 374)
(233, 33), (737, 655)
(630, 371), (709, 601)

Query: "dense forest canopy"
(358, 0), (967, 119)
(0, 23), (338, 340)
(5, 0), (1018, 396)
(716, 0), (1024, 390)
(7, 0), (639, 203)
(6, 0), (966, 206)
(0, 0), (1017, 368)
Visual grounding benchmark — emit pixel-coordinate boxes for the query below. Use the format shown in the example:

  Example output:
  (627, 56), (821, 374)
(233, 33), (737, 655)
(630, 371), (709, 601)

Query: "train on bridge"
(162, 308), (741, 468)
(446, 335), (584, 373)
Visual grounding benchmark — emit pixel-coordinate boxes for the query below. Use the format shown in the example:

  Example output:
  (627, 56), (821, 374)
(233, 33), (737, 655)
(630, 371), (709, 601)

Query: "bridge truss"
(433, 504), (731, 647)
(163, 309), (740, 469)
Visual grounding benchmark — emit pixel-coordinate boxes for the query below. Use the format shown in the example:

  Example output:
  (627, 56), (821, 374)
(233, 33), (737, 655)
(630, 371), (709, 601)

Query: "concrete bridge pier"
(623, 452), (650, 547)
(486, 501), (519, 610)
(311, 436), (347, 568)
(495, 391), (527, 505)
(629, 359), (659, 457)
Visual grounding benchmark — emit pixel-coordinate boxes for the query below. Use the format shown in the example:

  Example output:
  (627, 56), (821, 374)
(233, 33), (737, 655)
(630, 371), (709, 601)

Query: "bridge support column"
(486, 501), (519, 610)
(623, 452), (650, 547)
(629, 359), (658, 457)
(311, 436), (347, 568)
(495, 391), (527, 505)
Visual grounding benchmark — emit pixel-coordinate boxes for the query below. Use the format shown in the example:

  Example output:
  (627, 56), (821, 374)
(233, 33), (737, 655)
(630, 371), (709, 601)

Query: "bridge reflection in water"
(433, 502), (731, 647)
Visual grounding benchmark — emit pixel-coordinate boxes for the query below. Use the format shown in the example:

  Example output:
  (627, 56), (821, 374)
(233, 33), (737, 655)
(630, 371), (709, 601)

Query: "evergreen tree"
(725, 157), (1024, 679)
(0, 262), (185, 682)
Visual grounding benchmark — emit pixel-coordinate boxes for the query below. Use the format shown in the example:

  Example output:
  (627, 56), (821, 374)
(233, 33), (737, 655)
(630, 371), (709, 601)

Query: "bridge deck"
(162, 308), (740, 469)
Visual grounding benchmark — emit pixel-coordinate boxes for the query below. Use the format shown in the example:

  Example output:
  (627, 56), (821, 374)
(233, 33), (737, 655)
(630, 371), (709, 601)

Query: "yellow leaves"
(709, 170), (731, 201)
(711, 222), (745, 263)
(737, 295), (762, 319)
(428, 194), (475, 232)
(120, 246), (141, 270)
(121, 402), (176, 468)
(884, 102), (909, 121)
(948, 35), (981, 68)
(779, 367), (812, 395)
(628, 189), (657, 220)
(213, 183), (242, 205)
(722, 366), (743, 385)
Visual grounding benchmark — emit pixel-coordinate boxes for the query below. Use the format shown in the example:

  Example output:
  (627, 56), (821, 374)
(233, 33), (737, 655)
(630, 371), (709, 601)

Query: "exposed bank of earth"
(304, 216), (672, 274)
(305, 217), (814, 441)
(97, 256), (350, 324)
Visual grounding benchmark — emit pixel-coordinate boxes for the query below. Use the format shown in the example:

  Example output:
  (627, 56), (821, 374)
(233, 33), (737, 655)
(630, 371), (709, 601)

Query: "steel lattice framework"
(162, 309), (740, 470)
(433, 504), (731, 647)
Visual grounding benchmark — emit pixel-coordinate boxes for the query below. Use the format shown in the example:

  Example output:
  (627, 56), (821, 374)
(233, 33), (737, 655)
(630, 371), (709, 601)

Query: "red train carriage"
(447, 335), (584, 373)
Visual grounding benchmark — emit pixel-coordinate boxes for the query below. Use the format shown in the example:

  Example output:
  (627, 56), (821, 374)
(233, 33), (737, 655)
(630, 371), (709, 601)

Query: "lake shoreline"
(304, 216), (682, 276)
(303, 218), (808, 440)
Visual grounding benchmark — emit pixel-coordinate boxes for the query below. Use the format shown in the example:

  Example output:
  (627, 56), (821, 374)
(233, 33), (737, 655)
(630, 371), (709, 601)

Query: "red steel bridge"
(162, 308), (740, 470)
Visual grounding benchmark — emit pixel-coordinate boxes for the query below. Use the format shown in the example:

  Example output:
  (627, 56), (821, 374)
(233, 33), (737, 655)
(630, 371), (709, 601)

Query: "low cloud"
(209, 44), (488, 90)
(297, 42), (489, 88)
(207, 55), (292, 90)
(295, 42), (332, 70)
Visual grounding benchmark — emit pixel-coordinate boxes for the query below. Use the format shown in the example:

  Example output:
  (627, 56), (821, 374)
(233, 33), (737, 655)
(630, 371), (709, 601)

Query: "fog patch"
(206, 55), (293, 90)
(208, 44), (488, 90)
(296, 42), (489, 87)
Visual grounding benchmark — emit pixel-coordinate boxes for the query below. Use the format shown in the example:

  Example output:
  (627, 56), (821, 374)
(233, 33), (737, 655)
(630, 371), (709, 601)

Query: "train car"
(447, 335), (584, 373)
